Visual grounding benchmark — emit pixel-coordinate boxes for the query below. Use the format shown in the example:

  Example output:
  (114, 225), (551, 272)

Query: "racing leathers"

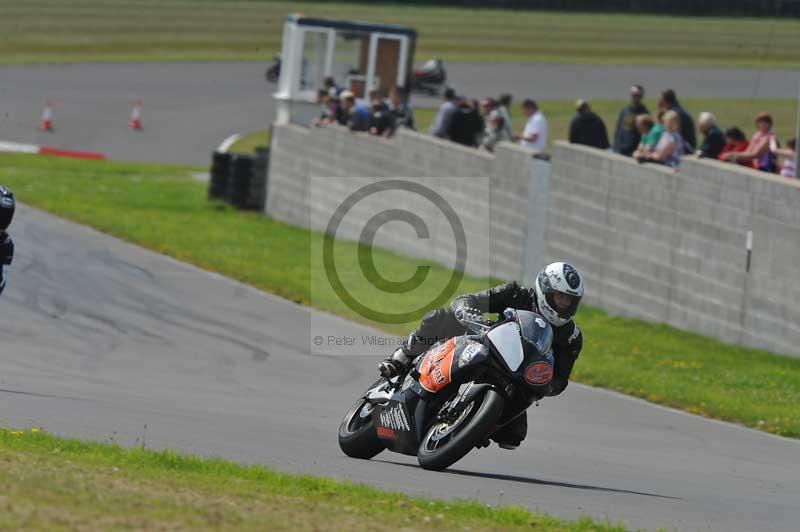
(382, 281), (583, 448)
(0, 231), (13, 296)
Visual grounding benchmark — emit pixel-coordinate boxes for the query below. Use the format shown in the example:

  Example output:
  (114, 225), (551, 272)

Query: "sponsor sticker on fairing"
(524, 361), (553, 385)
(458, 343), (481, 367)
(379, 404), (410, 432)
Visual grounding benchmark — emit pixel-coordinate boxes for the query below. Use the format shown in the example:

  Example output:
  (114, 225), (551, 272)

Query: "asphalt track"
(2, 205), (799, 531)
(2, 62), (799, 164)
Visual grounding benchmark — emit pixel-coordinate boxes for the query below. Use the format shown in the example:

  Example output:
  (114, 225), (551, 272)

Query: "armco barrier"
(264, 125), (800, 358)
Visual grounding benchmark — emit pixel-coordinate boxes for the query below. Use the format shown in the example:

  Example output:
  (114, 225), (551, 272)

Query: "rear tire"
(417, 389), (504, 471)
(338, 386), (385, 460)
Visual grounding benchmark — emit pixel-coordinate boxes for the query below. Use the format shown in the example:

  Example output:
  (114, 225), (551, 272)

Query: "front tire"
(417, 389), (504, 471)
(338, 386), (385, 460)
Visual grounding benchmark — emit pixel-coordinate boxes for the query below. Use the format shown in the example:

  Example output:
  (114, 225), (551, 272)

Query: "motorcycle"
(409, 58), (447, 96)
(337, 308), (555, 471)
(265, 54), (281, 83)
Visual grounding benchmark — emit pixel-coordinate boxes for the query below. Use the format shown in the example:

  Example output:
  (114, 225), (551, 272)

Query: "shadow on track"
(375, 459), (681, 500)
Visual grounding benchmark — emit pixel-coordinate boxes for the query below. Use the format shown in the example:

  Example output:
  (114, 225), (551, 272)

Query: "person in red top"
(717, 127), (750, 166)
(722, 113), (777, 172)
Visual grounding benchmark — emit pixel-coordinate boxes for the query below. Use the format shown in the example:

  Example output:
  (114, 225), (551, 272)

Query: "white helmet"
(534, 262), (584, 327)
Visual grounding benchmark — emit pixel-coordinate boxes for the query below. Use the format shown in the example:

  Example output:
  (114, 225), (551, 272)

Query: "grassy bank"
(2, 152), (799, 437)
(0, 428), (623, 531)
(2, 0), (799, 67)
(230, 97), (800, 154)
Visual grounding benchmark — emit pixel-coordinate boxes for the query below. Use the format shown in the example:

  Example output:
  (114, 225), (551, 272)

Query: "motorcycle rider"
(0, 186), (15, 296)
(378, 262), (584, 449)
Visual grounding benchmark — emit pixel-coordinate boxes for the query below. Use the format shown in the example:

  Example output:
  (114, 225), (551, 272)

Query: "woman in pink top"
(723, 112), (776, 172)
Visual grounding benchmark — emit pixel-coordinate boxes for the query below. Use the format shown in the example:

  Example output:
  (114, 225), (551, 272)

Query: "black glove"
(454, 306), (488, 332)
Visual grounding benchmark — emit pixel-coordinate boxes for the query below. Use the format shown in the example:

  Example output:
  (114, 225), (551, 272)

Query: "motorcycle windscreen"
(486, 322), (524, 371)
(517, 310), (553, 355)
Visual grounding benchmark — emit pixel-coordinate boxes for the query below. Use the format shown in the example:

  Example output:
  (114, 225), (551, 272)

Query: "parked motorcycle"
(265, 54), (281, 83)
(338, 308), (555, 471)
(409, 58), (447, 96)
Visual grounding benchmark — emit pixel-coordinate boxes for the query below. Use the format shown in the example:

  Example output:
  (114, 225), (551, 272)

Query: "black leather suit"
(0, 231), (13, 296)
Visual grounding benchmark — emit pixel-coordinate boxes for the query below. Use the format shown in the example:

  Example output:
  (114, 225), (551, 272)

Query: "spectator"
(613, 84), (648, 156)
(639, 109), (683, 168)
(430, 87), (457, 138)
(568, 99), (610, 149)
(717, 127), (750, 165)
(697, 112), (725, 159)
(770, 137), (796, 178)
(311, 88), (336, 126)
(323, 76), (340, 97)
(631, 114), (663, 158)
(658, 89), (696, 153)
(339, 90), (370, 132)
(448, 97), (484, 147)
(722, 112), (776, 172)
(480, 98), (511, 152)
(498, 93), (514, 139)
(368, 90), (393, 136)
(518, 98), (548, 152)
(388, 85), (415, 133)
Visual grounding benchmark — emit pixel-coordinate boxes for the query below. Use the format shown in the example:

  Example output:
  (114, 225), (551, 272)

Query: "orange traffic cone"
(40, 101), (53, 132)
(129, 99), (143, 130)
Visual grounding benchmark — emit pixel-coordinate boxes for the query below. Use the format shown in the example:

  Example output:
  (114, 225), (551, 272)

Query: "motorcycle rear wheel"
(417, 388), (504, 471)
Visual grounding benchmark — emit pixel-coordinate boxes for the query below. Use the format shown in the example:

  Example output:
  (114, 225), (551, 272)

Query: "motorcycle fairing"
(373, 393), (422, 455)
(415, 336), (490, 398)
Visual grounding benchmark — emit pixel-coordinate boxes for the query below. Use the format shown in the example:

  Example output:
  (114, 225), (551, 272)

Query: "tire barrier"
(208, 148), (268, 211)
(208, 151), (232, 201)
(228, 154), (254, 209)
(249, 147), (269, 211)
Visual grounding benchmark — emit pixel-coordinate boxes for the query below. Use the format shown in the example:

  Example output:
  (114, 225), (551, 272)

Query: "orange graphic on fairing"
(418, 338), (456, 393)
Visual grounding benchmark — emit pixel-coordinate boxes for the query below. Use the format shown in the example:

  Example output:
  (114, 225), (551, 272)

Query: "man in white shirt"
(429, 87), (457, 139)
(519, 99), (548, 152)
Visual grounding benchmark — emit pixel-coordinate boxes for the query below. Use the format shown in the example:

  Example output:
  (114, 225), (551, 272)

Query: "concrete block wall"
(548, 141), (800, 356)
(267, 124), (800, 357)
(266, 123), (536, 281)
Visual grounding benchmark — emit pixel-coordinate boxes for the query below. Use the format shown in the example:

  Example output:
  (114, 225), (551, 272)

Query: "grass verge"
(227, 129), (271, 155)
(2, 152), (799, 437)
(1, 0), (799, 67)
(0, 428), (624, 531)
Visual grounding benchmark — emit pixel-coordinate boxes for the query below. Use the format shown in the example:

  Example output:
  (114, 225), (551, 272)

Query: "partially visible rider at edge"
(0, 185), (16, 296)
(378, 262), (584, 450)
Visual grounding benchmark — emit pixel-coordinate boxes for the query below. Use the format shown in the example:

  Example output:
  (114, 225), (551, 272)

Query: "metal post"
(745, 230), (753, 273)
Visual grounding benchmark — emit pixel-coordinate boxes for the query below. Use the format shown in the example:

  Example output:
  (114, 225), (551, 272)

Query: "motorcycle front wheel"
(337, 380), (386, 459)
(417, 388), (504, 471)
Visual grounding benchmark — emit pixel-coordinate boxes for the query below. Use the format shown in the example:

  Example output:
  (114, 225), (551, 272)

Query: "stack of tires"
(208, 151), (232, 200)
(249, 147), (269, 210)
(207, 147), (268, 211)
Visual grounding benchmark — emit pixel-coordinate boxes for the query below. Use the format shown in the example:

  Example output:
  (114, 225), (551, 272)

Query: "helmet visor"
(545, 290), (581, 321)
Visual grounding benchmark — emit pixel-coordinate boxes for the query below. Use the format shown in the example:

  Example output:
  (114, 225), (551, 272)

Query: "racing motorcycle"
(337, 308), (555, 471)
(265, 54), (281, 83)
(409, 58), (447, 95)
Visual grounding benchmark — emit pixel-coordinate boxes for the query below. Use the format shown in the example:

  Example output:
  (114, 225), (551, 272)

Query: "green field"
(2, 0), (799, 67)
(230, 97), (800, 154)
(2, 152), (799, 438)
(0, 428), (623, 531)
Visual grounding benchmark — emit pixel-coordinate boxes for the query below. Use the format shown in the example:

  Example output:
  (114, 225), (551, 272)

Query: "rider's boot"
(378, 347), (412, 379)
(490, 412), (528, 450)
